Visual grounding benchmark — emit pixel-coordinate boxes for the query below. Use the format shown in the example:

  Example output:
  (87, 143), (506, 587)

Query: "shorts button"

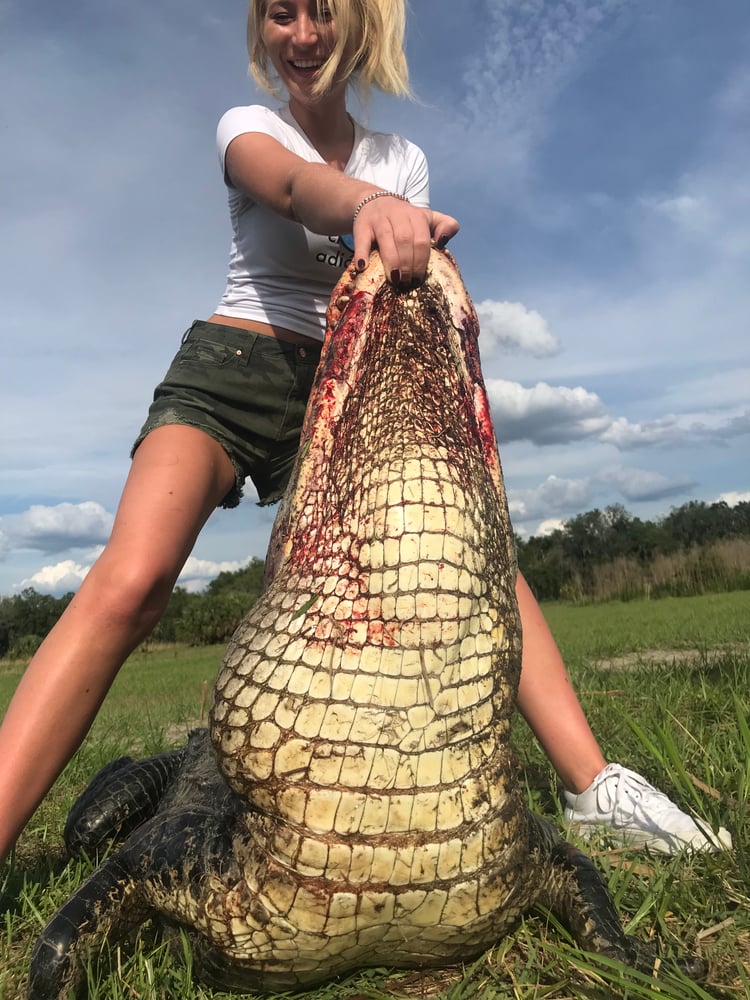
(236, 349), (242, 356)
(299, 347), (307, 358)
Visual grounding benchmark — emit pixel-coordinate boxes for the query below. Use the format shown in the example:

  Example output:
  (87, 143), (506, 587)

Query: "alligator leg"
(33, 731), (242, 999)
(528, 813), (706, 980)
(64, 746), (187, 856)
(27, 853), (150, 1000)
(30, 799), (240, 1000)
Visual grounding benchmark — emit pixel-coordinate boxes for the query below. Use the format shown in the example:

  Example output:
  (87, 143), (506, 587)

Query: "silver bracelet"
(352, 190), (410, 223)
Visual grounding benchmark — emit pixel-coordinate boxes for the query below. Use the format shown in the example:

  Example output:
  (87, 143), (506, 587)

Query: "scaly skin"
(28, 251), (705, 997)
(207, 249), (531, 975)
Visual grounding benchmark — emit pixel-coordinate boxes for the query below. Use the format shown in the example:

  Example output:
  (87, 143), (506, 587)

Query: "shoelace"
(596, 768), (663, 826)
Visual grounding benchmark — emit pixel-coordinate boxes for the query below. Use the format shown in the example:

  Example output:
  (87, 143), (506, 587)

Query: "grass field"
(1, 591), (748, 999)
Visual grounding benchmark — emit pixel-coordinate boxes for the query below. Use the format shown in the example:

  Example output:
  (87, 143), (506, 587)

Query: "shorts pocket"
(176, 335), (240, 368)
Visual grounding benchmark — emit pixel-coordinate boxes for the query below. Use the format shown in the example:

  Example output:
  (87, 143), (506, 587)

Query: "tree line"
(1, 499), (748, 659)
(517, 499), (750, 602)
(0, 559), (266, 661)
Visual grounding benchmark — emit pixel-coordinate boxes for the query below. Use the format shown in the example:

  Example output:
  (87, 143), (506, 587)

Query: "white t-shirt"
(214, 104), (430, 342)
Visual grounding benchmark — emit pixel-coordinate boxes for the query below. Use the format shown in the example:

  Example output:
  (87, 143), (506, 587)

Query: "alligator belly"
(208, 250), (530, 976)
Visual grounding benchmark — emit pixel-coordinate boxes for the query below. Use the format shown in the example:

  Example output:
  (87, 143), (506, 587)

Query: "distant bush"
(557, 540), (750, 604)
(7, 634), (44, 660)
(0, 588), (73, 659)
(150, 557), (266, 646)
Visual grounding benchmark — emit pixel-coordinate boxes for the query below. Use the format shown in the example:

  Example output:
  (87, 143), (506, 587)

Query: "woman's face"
(262, 1), (343, 104)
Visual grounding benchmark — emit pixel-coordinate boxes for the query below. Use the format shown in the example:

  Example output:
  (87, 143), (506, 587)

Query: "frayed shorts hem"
(130, 415), (246, 510)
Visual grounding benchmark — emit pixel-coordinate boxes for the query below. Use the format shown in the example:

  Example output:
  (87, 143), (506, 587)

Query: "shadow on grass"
(1, 845), (70, 914)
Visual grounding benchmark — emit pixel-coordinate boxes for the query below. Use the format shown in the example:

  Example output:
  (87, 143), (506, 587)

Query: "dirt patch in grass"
(594, 641), (750, 671)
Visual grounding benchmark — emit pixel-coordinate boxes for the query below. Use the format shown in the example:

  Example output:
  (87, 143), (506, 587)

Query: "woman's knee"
(81, 549), (178, 633)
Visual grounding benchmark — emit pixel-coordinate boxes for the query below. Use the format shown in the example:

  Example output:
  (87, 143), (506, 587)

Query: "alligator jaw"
(211, 249), (522, 818)
(265, 249), (511, 586)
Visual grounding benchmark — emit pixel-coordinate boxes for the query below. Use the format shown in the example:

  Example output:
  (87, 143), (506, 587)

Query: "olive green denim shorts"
(132, 320), (322, 508)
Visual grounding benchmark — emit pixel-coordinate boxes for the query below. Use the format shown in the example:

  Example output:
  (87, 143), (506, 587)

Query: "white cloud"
(20, 560), (91, 595)
(601, 409), (750, 451)
(177, 556), (252, 593)
(461, 0), (631, 136)
(1, 502), (113, 555)
(476, 300), (559, 356)
(508, 463), (700, 531)
(718, 491), (750, 506)
(509, 474), (593, 521)
(411, 0), (637, 192)
(600, 466), (697, 502)
(632, 104), (750, 266)
(641, 193), (713, 232)
(14, 551), (253, 598)
(535, 517), (566, 537)
(488, 379), (610, 444)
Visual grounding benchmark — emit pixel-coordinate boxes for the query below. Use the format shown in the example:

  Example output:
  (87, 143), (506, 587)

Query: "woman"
(0, 0), (729, 865)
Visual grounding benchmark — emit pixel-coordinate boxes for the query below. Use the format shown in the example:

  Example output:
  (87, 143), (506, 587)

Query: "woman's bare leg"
(515, 572), (606, 794)
(515, 572), (731, 851)
(0, 425), (235, 862)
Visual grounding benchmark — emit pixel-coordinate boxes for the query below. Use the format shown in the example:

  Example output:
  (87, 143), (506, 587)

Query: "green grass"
(542, 590), (750, 666)
(1, 592), (748, 999)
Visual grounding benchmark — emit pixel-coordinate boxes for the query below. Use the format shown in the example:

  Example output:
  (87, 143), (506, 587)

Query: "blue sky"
(1, 0), (748, 596)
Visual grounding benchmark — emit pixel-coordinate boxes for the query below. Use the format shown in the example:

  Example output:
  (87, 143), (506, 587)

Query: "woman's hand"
(428, 210), (461, 252)
(352, 199), (459, 287)
(225, 133), (459, 286)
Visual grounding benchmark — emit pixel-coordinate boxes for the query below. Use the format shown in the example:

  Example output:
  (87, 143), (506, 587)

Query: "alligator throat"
(208, 251), (528, 970)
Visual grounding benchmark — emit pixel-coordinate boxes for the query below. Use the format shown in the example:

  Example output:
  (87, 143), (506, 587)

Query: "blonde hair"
(247, 0), (411, 100)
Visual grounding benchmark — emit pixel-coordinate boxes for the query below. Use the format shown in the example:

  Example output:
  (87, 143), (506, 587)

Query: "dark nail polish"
(357, 258), (366, 271)
(391, 269), (401, 284)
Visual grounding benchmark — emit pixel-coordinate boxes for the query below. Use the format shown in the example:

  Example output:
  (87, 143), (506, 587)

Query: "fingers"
(352, 201), (446, 287)
(430, 211), (460, 250)
(377, 222), (432, 288)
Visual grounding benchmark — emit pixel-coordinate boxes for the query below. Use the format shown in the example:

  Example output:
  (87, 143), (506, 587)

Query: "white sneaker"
(563, 763), (733, 855)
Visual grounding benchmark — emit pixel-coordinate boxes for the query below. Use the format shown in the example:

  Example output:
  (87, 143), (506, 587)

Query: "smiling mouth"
(289, 59), (325, 72)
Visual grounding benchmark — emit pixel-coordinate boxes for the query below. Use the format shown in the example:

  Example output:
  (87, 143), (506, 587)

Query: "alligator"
(28, 250), (704, 997)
